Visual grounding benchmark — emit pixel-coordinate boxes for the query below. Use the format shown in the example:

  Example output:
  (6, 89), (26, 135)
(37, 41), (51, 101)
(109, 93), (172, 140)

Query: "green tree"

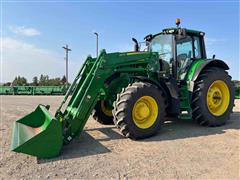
(12, 76), (27, 86)
(32, 76), (38, 86)
(12, 77), (17, 86)
(232, 80), (240, 87)
(3, 82), (11, 86)
(61, 75), (67, 85)
(39, 74), (49, 86)
(48, 77), (61, 86)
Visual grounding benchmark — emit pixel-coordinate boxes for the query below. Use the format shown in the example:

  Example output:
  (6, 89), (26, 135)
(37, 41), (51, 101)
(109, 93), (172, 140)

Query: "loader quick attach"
(11, 20), (235, 158)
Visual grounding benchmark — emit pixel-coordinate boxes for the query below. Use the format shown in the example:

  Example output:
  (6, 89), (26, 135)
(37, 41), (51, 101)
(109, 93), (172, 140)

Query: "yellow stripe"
(127, 52), (147, 55)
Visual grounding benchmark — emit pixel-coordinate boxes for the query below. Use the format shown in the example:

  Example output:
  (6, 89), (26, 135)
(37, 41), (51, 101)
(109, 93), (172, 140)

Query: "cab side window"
(193, 36), (202, 59)
(176, 36), (193, 59)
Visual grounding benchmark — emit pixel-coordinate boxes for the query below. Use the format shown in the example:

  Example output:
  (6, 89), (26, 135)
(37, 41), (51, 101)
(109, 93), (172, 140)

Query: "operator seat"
(177, 52), (192, 79)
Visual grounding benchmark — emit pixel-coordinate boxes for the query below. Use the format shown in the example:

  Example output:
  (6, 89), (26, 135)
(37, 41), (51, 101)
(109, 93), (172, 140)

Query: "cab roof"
(144, 27), (205, 42)
(154, 27), (205, 37)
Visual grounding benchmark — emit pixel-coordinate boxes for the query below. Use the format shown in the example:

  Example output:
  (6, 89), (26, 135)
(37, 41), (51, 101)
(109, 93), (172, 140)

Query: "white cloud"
(9, 26), (41, 36)
(205, 38), (227, 57)
(205, 38), (226, 46)
(1, 37), (80, 83)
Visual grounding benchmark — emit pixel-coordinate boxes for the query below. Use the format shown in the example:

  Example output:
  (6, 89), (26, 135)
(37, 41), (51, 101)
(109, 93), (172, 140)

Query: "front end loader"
(11, 19), (234, 158)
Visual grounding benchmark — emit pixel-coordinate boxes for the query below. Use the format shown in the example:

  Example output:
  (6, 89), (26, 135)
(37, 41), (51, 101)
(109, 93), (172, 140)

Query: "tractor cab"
(145, 19), (206, 79)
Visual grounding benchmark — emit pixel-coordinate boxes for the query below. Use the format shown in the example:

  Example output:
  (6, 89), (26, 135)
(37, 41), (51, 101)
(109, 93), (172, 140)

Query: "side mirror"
(144, 34), (152, 47)
(132, 38), (139, 52)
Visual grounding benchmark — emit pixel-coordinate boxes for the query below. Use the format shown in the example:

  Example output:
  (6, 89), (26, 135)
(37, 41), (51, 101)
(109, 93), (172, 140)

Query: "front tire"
(113, 82), (167, 139)
(191, 67), (234, 126)
(92, 101), (113, 125)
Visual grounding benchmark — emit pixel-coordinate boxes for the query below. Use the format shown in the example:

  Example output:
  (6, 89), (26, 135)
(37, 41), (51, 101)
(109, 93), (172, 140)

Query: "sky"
(1, 1), (239, 82)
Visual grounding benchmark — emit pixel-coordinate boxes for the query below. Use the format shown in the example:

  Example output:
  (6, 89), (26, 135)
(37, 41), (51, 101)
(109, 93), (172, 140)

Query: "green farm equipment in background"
(0, 86), (12, 95)
(235, 88), (240, 99)
(0, 86), (68, 95)
(11, 19), (235, 158)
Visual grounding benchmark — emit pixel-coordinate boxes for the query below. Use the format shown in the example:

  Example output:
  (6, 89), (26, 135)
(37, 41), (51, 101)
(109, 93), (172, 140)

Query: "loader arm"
(58, 50), (116, 143)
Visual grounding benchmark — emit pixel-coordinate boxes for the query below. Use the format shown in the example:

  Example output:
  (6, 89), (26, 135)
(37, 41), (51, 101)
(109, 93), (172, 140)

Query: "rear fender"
(187, 59), (229, 92)
(191, 59), (229, 82)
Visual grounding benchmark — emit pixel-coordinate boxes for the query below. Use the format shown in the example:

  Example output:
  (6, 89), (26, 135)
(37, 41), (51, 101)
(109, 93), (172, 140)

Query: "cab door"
(176, 36), (203, 80)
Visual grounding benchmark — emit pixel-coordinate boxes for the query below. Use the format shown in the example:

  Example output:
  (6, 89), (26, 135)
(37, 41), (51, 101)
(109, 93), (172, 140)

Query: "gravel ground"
(0, 96), (239, 179)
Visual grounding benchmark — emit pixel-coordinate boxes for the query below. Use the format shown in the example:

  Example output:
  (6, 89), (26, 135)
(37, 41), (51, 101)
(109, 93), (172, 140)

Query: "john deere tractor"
(11, 19), (234, 158)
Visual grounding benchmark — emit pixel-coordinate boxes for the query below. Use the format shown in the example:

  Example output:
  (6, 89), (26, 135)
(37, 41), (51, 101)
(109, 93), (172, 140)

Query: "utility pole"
(94, 32), (99, 57)
(62, 45), (71, 84)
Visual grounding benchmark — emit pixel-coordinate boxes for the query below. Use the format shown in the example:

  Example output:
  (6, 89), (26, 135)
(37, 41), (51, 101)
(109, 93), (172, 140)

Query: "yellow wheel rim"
(132, 96), (158, 129)
(207, 80), (230, 116)
(101, 101), (113, 117)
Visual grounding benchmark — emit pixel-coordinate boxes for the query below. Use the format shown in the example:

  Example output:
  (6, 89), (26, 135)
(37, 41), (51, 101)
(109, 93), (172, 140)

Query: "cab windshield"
(149, 34), (173, 63)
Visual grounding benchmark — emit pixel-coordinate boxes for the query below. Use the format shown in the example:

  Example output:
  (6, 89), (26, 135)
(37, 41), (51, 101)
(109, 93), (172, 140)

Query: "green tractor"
(11, 20), (234, 158)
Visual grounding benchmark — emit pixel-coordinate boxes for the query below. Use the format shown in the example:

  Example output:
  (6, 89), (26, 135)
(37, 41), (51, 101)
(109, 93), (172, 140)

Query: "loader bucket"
(11, 105), (63, 158)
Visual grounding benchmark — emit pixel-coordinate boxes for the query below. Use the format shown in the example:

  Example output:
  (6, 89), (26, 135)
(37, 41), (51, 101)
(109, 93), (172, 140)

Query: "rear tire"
(92, 101), (113, 125)
(113, 82), (167, 139)
(191, 67), (234, 126)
